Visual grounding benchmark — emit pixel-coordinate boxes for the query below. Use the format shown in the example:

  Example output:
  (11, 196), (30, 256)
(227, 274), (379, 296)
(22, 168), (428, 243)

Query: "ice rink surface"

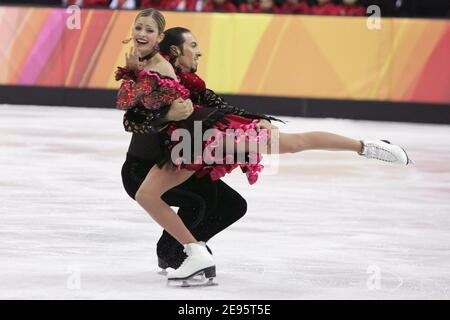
(1, 104), (449, 299)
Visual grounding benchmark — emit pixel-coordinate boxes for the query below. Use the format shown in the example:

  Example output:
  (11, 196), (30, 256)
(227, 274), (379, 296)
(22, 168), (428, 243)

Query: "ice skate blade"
(167, 276), (218, 288)
(167, 265), (216, 281)
(402, 148), (414, 165)
(167, 268), (218, 288)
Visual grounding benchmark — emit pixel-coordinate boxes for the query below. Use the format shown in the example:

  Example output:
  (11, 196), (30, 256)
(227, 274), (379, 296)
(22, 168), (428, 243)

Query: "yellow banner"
(0, 8), (448, 104)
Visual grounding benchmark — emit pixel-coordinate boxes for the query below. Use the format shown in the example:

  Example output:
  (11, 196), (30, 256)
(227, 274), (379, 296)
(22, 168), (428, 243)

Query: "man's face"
(176, 32), (202, 73)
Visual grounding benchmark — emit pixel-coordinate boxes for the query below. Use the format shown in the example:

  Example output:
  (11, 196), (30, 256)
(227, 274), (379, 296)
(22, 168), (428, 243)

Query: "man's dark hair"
(160, 27), (191, 64)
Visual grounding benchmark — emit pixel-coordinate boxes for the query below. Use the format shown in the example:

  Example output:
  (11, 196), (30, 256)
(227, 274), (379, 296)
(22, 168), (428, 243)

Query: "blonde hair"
(135, 9), (166, 34)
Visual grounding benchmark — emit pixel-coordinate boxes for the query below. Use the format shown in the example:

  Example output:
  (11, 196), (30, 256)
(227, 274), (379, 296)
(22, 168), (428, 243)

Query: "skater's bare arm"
(149, 99), (193, 130)
(255, 119), (277, 132)
(125, 46), (143, 72)
(165, 98), (193, 121)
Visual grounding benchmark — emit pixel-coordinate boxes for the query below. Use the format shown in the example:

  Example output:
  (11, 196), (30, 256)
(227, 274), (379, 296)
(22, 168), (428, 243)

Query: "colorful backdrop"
(0, 7), (449, 104)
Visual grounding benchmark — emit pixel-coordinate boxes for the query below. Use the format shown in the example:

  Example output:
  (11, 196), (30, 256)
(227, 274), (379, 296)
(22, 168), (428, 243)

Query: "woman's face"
(132, 16), (164, 55)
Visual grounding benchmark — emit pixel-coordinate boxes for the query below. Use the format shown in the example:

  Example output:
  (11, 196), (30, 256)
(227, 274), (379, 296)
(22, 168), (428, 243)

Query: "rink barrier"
(1, 85), (449, 124)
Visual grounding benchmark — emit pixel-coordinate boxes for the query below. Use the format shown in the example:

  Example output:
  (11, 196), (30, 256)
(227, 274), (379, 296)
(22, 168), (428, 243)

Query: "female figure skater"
(116, 9), (412, 285)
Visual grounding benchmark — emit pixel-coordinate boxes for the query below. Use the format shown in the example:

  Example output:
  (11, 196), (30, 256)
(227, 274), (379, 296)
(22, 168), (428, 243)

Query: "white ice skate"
(359, 140), (413, 165)
(167, 242), (217, 288)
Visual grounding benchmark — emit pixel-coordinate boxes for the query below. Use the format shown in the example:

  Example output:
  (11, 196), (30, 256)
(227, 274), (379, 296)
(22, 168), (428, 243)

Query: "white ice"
(0, 104), (449, 299)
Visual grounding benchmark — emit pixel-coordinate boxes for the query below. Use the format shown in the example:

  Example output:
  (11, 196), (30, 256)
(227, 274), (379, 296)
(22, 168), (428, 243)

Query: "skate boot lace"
(364, 142), (398, 163)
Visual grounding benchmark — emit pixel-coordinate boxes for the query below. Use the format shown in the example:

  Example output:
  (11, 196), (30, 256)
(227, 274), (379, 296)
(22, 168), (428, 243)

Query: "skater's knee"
(230, 196), (247, 221)
(135, 185), (160, 207)
(135, 188), (148, 206)
(237, 197), (247, 218)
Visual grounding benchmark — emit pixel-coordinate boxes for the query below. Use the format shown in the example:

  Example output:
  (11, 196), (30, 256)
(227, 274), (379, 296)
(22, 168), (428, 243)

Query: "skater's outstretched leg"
(277, 131), (363, 154)
(276, 131), (412, 164)
(223, 127), (363, 155)
(225, 126), (411, 165)
(277, 131), (411, 164)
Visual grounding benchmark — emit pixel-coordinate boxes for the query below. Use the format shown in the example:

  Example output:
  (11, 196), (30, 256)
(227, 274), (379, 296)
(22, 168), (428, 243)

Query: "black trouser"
(121, 153), (247, 268)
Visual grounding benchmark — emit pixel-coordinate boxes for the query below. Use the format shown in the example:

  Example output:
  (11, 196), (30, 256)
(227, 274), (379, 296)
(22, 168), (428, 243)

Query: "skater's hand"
(255, 119), (274, 133)
(166, 98), (194, 121)
(125, 46), (143, 71)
